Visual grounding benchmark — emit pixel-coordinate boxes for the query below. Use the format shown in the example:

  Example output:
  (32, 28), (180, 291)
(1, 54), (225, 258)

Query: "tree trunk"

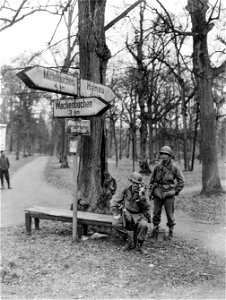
(77, 0), (112, 213)
(180, 80), (189, 171)
(186, 0), (222, 194)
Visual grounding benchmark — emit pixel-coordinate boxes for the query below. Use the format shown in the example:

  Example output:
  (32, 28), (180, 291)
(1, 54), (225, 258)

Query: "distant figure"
(149, 146), (184, 239)
(0, 151), (12, 189)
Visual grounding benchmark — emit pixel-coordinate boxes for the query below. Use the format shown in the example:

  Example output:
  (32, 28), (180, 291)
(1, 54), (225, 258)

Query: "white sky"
(0, 0), (189, 67)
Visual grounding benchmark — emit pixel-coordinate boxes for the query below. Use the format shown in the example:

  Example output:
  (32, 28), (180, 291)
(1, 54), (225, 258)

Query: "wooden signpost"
(80, 79), (115, 102)
(53, 97), (110, 118)
(17, 65), (115, 242)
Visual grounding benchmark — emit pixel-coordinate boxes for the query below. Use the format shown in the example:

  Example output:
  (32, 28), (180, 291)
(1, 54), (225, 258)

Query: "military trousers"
(0, 169), (10, 188)
(112, 214), (149, 241)
(152, 196), (176, 229)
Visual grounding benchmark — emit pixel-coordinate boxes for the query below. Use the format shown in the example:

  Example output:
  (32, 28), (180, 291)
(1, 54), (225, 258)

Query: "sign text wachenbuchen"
(53, 97), (110, 117)
(80, 79), (115, 102)
(17, 66), (78, 96)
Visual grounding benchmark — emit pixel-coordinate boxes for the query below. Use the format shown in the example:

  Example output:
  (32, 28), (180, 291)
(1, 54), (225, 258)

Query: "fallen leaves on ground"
(1, 222), (225, 299)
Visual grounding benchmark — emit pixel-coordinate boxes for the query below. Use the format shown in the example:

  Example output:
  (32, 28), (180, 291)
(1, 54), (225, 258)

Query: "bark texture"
(77, 0), (111, 212)
(186, 0), (222, 194)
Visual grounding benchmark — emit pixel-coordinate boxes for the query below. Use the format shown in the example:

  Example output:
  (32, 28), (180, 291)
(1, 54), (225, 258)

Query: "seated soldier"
(110, 172), (151, 255)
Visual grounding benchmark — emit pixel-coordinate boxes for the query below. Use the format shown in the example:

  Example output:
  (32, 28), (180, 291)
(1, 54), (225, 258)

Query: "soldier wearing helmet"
(149, 146), (185, 239)
(110, 172), (151, 255)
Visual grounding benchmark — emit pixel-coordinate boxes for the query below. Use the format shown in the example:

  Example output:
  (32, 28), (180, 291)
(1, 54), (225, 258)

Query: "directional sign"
(17, 66), (78, 96)
(53, 97), (110, 118)
(67, 119), (91, 135)
(80, 79), (115, 102)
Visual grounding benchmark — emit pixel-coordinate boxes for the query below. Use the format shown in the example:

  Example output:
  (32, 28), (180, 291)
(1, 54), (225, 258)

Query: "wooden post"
(72, 136), (79, 242)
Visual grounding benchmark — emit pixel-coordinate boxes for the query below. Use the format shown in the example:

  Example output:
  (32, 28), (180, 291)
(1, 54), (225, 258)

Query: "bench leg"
(25, 213), (32, 235)
(77, 225), (83, 239)
(82, 224), (88, 236)
(34, 218), (40, 230)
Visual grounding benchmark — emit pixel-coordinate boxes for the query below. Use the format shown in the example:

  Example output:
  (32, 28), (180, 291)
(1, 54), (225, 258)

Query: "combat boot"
(122, 233), (135, 251)
(137, 240), (148, 255)
(150, 225), (159, 239)
(168, 230), (173, 240)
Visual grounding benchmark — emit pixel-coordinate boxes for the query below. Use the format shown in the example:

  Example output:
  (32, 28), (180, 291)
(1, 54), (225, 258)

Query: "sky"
(0, 0), (189, 67)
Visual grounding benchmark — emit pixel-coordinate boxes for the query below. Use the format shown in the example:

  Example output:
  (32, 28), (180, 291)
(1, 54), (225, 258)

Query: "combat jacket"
(149, 159), (185, 199)
(110, 185), (151, 224)
(0, 156), (10, 170)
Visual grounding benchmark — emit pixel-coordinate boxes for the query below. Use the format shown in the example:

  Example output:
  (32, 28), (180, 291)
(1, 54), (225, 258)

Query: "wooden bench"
(25, 206), (113, 236)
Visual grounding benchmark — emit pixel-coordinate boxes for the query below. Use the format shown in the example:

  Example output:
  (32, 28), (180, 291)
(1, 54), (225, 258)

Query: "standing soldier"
(0, 151), (12, 189)
(110, 172), (151, 255)
(149, 146), (184, 239)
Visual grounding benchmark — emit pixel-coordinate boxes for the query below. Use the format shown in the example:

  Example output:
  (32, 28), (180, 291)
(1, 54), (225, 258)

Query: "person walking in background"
(149, 146), (184, 239)
(0, 151), (12, 189)
(110, 172), (151, 255)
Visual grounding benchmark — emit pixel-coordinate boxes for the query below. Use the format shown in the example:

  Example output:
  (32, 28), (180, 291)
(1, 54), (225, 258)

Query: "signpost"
(53, 97), (110, 118)
(80, 79), (115, 102)
(17, 66), (78, 96)
(17, 65), (115, 243)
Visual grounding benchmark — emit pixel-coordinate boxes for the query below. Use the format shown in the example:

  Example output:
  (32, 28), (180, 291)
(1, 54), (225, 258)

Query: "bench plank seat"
(25, 206), (113, 235)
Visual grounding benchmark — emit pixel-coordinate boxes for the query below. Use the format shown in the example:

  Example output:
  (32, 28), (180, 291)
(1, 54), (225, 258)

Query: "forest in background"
(0, 0), (225, 207)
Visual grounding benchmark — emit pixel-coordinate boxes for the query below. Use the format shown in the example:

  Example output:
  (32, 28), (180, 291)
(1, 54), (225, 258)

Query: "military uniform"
(149, 147), (184, 236)
(110, 185), (151, 243)
(0, 151), (11, 189)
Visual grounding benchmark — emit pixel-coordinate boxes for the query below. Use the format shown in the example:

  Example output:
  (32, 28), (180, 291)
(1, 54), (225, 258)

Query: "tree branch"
(104, 0), (144, 31)
(212, 60), (226, 77)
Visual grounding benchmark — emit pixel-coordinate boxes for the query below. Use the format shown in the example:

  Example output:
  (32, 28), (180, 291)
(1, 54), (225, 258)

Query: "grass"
(1, 222), (225, 299)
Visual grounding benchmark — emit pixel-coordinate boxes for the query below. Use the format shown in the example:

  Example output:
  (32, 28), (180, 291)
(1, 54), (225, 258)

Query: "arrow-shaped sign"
(80, 79), (115, 102)
(17, 66), (78, 96)
(53, 97), (110, 118)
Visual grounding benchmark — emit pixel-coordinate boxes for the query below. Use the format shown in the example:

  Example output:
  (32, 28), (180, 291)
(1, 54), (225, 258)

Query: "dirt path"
(1, 156), (225, 259)
(0, 156), (71, 227)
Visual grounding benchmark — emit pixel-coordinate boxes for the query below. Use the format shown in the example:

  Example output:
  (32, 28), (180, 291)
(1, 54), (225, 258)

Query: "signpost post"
(68, 119), (91, 242)
(69, 136), (79, 242)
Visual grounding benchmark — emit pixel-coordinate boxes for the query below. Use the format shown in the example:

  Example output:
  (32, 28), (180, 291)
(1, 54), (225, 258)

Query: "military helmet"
(159, 146), (173, 157)
(128, 172), (143, 184)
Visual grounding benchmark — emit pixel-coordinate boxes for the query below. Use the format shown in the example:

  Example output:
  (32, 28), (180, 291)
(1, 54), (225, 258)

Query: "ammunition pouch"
(153, 184), (176, 199)
(153, 186), (162, 199)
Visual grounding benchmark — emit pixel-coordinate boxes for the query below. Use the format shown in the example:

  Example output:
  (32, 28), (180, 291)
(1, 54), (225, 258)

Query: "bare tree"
(186, 0), (225, 194)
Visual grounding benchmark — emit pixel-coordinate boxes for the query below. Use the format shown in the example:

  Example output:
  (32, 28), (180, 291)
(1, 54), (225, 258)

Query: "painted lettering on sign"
(55, 99), (92, 110)
(43, 69), (75, 86)
(80, 79), (115, 102)
(86, 81), (105, 97)
(53, 97), (110, 117)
